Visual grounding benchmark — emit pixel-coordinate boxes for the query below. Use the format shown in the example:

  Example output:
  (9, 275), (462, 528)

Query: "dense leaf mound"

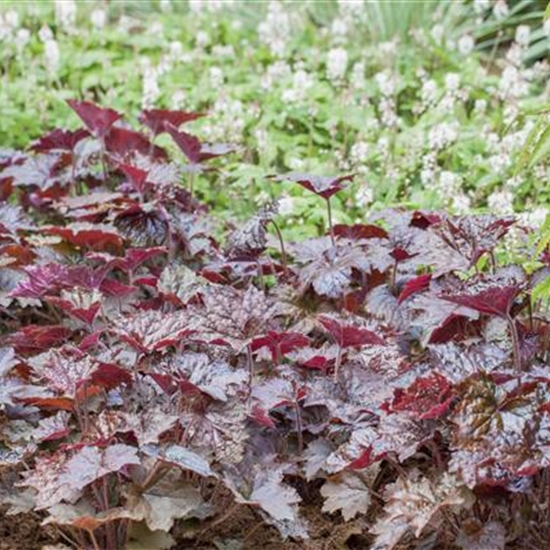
(1, 101), (550, 549)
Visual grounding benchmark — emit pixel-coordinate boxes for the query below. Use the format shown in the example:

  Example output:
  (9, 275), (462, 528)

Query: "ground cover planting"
(0, 98), (549, 549)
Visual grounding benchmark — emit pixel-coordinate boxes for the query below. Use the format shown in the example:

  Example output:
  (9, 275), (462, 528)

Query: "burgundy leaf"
(139, 109), (205, 136)
(87, 246), (166, 272)
(9, 263), (69, 298)
(250, 331), (310, 363)
(387, 372), (454, 420)
(165, 124), (232, 164)
(428, 313), (480, 344)
(118, 163), (148, 194)
(274, 172), (355, 199)
(90, 362), (132, 390)
(9, 325), (72, 354)
(333, 223), (388, 240)
(319, 316), (384, 348)
(30, 128), (90, 153)
(114, 205), (169, 247)
(46, 290), (102, 325)
(105, 127), (167, 161)
(441, 285), (520, 318)
(66, 99), (122, 138)
(43, 222), (124, 250)
(410, 210), (443, 229)
(398, 274), (432, 304)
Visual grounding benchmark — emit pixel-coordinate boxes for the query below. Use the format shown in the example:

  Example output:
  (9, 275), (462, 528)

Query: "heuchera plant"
(1, 100), (550, 550)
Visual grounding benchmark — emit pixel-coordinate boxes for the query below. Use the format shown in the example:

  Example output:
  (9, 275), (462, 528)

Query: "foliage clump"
(1, 100), (550, 549)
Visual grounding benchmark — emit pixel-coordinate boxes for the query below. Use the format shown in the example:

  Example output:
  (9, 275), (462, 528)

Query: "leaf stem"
(88, 529), (101, 550)
(270, 219), (288, 275)
(295, 400), (303, 455)
(326, 197), (336, 248)
(246, 344), (255, 389)
(141, 460), (168, 491)
(506, 313), (522, 371)
(100, 137), (108, 183)
(189, 170), (195, 202)
(333, 346), (343, 382)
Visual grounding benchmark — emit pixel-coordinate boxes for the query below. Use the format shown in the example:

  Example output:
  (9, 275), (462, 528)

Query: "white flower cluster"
(326, 47), (348, 84)
(350, 61), (366, 90)
(330, 18), (348, 44)
(90, 9), (107, 30)
(36, 24), (61, 76)
(258, 1), (292, 57)
(420, 79), (438, 108)
(0, 10), (20, 42)
(487, 190), (514, 214)
(141, 59), (160, 108)
(350, 141), (369, 166)
(209, 66), (224, 88)
(457, 34), (475, 56)
(15, 28), (30, 54)
(436, 171), (462, 201)
(338, 0), (365, 21)
(204, 96), (248, 142)
(356, 184), (374, 208)
(261, 61), (291, 90)
(375, 71), (398, 128)
(452, 193), (472, 214)
(518, 207), (548, 230)
(485, 122), (533, 175)
(278, 194), (296, 216)
(428, 121), (458, 150)
(473, 0), (490, 14)
(493, 0), (509, 20)
(281, 67), (315, 103)
(189, 0), (233, 14)
(55, 0), (77, 34)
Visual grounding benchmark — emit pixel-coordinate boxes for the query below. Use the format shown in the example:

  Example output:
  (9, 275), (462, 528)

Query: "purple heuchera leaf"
(386, 372), (455, 420)
(118, 163), (148, 194)
(9, 325), (72, 354)
(112, 310), (193, 353)
(274, 172), (355, 199)
(333, 223), (388, 240)
(58, 444), (140, 491)
(398, 274), (432, 304)
(165, 124), (232, 164)
(30, 128), (90, 153)
(66, 99), (122, 138)
(104, 127), (167, 161)
(139, 109), (206, 136)
(250, 331), (310, 363)
(43, 222), (124, 250)
(441, 285), (520, 318)
(319, 316), (384, 348)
